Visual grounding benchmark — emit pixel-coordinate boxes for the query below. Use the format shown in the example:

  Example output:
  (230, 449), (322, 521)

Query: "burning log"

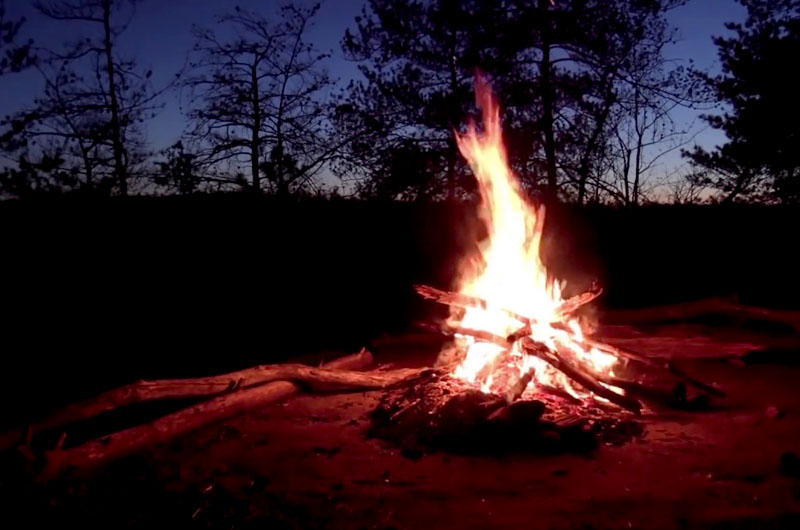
(414, 284), (530, 324)
(556, 283), (603, 317)
(504, 367), (536, 403)
(519, 338), (642, 414)
(38, 351), (430, 479)
(415, 321), (510, 348)
(476, 350), (515, 387)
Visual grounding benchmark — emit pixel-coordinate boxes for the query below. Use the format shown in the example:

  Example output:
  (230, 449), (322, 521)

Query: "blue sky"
(1, 0), (747, 181)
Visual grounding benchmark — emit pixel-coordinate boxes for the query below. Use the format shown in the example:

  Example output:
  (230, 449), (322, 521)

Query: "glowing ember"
(446, 80), (621, 403)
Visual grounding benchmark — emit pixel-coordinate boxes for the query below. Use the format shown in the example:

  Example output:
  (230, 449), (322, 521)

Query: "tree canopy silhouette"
(183, 3), (340, 195)
(684, 0), (800, 203)
(0, 0), (169, 197)
(336, 0), (689, 204)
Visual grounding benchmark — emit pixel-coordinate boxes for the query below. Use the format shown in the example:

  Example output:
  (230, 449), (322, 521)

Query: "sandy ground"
(3, 323), (800, 529)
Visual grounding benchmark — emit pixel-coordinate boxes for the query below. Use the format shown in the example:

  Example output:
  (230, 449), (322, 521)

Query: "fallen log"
(39, 351), (429, 479)
(519, 338), (642, 414)
(0, 349), (377, 452)
(603, 297), (800, 333)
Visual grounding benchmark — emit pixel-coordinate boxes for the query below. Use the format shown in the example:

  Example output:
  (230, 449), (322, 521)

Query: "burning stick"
(556, 283), (603, 317)
(414, 284), (530, 324)
(415, 321), (510, 348)
(519, 338), (642, 414)
(504, 367), (536, 403)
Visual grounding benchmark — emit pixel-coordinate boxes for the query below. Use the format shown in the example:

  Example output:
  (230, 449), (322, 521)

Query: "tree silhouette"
(0, 0), (35, 76)
(0, 0), (169, 196)
(684, 0), (800, 203)
(337, 0), (688, 203)
(183, 3), (337, 195)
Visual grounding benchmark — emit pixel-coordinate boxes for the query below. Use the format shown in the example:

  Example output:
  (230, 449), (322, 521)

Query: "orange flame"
(448, 80), (617, 399)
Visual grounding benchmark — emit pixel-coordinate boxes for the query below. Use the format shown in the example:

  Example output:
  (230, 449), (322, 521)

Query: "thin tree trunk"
(250, 61), (261, 193)
(102, 0), (126, 196)
(577, 90), (614, 205)
(447, 40), (460, 201)
(540, 0), (558, 202)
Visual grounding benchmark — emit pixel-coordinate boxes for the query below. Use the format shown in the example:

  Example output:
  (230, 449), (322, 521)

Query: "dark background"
(2, 196), (798, 425)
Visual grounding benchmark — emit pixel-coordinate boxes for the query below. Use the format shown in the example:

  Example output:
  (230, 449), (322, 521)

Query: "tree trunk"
(540, 0), (558, 202)
(102, 0), (127, 196)
(577, 89), (614, 205)
(447, 40), (460, 201)
(250, 62), (261, 193)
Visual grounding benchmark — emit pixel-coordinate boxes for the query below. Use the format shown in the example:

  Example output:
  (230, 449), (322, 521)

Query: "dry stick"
(1, 350), (377, 452)
(40, 351), (426, 479)
(583, 338), (725, 397)
(519, 338), (642, 414)
(603, 297), (800, 333)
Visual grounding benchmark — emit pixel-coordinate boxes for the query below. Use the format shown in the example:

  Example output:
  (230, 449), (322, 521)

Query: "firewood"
(1, 349), (392, 452)
(39, 351), (429, 479)
(416, 283), (604, 324)
(415, 321), (510, 348)
(582, 338), (725, 397)
(504, 367), (536, 403)
(519, 338), (642, 414)
(557, 283), (603, 317)
(1, 350), (359, 452)
(476, 349), (512, 385)
(603, 297), (800, 333)
(414, 284), (530, 324)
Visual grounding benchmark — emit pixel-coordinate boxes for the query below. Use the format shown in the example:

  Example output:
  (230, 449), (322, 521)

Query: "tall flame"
(448, 80), (617, 399)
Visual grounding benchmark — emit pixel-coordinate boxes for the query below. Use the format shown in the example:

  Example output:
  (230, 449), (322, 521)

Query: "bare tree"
(33, 0), (157, 195)
(0, 0), (174, 196)
(183, 3), (337, 195)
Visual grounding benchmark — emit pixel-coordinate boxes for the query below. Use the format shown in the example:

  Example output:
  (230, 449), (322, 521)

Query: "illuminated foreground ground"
(4, 322), (800, 529)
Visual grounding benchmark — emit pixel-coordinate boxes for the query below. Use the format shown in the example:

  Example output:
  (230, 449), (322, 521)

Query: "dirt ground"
(3, 323), (800, 529)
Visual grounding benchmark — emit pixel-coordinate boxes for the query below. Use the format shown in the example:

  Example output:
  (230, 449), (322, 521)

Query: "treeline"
(0, 0), (798, 204)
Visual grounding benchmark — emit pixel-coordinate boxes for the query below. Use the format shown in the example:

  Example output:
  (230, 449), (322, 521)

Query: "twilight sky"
(1, 0), (747, 180)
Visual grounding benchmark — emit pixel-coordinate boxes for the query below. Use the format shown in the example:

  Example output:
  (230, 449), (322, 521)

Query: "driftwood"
(39, 351), (430, 479)
(1, 349), (387, 452)
(519, 338), (642, 414)
(603, 297), (800, 333)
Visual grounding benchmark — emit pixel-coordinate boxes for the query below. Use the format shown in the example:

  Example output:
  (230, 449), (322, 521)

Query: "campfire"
(1, 83), (736, 478)
(412, 81), (715, 416)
